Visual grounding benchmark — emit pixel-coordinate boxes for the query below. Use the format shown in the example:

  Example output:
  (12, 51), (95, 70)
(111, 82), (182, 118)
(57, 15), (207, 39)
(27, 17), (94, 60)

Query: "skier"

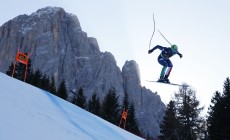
(148, 44), (182, 83)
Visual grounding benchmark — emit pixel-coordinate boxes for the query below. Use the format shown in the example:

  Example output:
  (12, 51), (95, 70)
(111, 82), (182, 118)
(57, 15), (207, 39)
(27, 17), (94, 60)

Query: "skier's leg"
(158, 56), (168, 81)
(160, 66), (167, 79)
(165, 67), (172, 78)
(164, 67), (172, 82)
(164, 60), (173, 83)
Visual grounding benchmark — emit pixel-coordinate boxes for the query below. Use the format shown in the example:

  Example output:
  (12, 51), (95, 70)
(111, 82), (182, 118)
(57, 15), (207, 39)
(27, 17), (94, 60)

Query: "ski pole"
(157, 30), (172, 46)
(149, 13), (155, 50)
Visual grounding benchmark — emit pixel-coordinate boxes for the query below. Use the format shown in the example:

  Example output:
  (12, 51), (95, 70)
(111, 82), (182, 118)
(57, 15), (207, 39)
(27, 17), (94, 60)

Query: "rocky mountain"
(0, 7), (166, 137)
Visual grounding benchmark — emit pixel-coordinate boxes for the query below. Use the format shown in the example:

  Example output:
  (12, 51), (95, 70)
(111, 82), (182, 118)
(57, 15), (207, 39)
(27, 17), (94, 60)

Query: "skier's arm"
(148, 45), (164, 54)
(176, 51), (183, 58)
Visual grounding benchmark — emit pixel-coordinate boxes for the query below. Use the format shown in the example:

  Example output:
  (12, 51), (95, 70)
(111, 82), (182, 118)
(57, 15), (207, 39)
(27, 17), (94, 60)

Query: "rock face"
(0, 7), (165, 137)
(122, 60), (166, 136)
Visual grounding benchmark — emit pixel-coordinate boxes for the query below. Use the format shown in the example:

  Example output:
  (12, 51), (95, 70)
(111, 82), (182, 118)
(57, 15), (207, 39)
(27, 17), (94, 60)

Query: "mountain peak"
(32, 6), (65, 17)
(122, 60), (141, 85)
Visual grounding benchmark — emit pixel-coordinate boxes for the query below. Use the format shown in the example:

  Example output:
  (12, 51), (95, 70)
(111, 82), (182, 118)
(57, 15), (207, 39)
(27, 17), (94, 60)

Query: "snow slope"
(0, 72), (144, 140)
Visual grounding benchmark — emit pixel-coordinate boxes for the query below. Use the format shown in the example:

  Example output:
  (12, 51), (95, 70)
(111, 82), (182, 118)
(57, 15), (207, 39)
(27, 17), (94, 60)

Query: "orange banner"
(16, 52), (28, 65)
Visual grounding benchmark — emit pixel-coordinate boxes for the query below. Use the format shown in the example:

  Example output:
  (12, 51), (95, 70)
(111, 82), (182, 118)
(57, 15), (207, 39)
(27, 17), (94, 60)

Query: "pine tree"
(44, 75), (50, 91)
(208, 77), (230, 139)
(49, 76), (57, 95)
(159, 100), (181, 140)
(40, 74), (50, 91)
(72, 87), (86, 109)
(6, 62), (14, 76)
(57, 80), (67, 100)
(88, 92), (101, 116)
(126, 102), (141, 136)
(15, 62), (26, 81)
(11, 61), (27, 81)
(119, 92), (141, 136)
(222, 77), (230, 138)
(121, 92), (129, 111)
(119, 92), (129, 129)
(29, 71), (51, 93)
(101, 87), (120, 125)
(174, 84), (204, 139)
(30, 70), (43, 88)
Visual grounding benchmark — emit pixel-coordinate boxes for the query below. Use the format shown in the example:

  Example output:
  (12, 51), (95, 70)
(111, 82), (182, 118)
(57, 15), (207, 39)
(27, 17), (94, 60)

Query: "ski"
(147, 80), (182, 86)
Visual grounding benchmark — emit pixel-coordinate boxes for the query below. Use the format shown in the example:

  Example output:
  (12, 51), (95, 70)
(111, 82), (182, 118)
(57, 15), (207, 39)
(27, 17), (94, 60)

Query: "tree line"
(5, 59), (143, 137)
(158, 78), (230, 140)
(8, 58), (230, 139)
(67, 87), (142, 136)
(6, 60), (67, 99)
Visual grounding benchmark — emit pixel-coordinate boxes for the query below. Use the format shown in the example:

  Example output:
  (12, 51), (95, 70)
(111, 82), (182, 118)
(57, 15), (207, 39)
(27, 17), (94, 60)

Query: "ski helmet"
(171, 44), (178, 52)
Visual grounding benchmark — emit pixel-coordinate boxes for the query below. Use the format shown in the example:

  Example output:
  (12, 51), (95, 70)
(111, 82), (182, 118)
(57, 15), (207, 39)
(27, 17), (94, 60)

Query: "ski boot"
(157, 76), (165, 83)
(163, 75), (170, 84)
(164, 78), (170, 84)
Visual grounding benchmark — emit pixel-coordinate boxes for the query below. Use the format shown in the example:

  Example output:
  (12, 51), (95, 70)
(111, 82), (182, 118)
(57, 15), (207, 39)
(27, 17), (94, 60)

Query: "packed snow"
(0, 72), (144, 140)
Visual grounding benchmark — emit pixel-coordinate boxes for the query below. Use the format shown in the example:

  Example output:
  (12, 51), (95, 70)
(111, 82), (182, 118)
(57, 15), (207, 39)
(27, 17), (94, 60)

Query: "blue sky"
(1, 0), (230, 114)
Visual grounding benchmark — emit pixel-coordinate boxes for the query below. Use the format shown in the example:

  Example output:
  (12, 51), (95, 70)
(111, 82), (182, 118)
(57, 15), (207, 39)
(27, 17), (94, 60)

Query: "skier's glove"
(179, 53), (183, 58)
(148, 50), (153, 54)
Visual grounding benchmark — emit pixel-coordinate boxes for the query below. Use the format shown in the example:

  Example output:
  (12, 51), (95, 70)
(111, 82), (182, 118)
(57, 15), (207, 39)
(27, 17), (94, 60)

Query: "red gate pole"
(23, 64), (28, 82)
(12, 48), (20, 77)
(23, 52), (30, 82)
(11, 61), (17, 77)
